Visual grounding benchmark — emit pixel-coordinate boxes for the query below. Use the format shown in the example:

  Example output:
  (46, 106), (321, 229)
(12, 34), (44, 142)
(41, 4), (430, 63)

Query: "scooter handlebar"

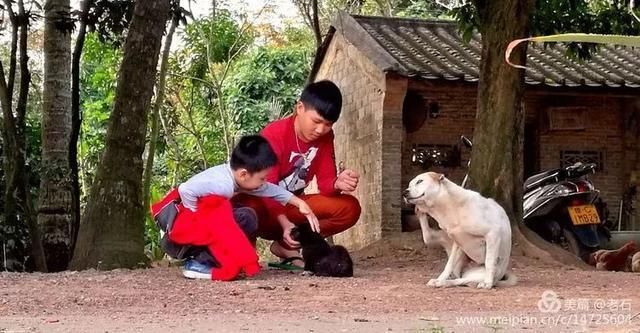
(461, 136), (473, 148)
(565, 162), (596, 178)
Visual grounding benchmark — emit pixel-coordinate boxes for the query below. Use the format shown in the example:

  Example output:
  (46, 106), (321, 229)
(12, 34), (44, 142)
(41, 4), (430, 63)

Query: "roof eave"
(308, 11), (404, 83)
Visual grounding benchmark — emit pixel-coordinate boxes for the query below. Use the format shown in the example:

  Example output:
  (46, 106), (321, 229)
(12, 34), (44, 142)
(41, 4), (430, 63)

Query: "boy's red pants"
(232, 193), (361, 245)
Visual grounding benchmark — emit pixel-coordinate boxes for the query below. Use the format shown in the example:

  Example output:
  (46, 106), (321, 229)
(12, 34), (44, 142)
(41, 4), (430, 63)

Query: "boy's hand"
(277, 214), (300, 248)
(281, 222), (300, 249)
(298, 201), (320, 233)
(335, 169), (360, 193)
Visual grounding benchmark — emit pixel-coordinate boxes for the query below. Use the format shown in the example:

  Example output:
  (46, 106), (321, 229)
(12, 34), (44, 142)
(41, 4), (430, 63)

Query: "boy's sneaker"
(182, 259), (212, 279)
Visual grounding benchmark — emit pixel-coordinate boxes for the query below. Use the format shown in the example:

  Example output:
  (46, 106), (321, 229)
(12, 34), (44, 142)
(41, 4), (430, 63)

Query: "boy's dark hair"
(230, 135), (278, 173)
(300, 80), (342, 123)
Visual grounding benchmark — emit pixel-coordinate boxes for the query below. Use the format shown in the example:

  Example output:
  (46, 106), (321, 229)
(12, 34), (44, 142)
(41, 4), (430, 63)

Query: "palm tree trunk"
(39, 0), (73, 272)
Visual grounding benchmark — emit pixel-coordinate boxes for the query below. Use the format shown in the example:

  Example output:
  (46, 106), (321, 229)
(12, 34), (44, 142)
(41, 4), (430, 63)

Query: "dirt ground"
(1, 232), (640, 333)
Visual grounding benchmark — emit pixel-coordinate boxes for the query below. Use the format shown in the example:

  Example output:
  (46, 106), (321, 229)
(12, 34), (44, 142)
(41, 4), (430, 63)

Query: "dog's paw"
(301, 270), (315, 276)
(427, 279), (448, 288)
(477, 281), (494, 290)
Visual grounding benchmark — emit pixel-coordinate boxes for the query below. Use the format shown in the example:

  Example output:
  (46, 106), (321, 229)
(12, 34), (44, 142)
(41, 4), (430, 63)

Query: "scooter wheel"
(560, 229), (591, 262)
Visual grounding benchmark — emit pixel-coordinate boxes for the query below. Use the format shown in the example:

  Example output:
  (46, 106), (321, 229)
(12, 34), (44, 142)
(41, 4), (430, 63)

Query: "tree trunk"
(468, 0), (588, 268)
(468, 0), (532, 220)
(211, 0), (216, 18)
(142, 12), (179, 213)
(39, 0), (73, 272)
(69, 0), (94, 265)
(69, 0), (171, 270)
(0, 25), (21, 267)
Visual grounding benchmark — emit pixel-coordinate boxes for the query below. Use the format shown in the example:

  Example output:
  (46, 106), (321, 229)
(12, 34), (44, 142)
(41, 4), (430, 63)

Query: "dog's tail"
(495, 270), (518, 287)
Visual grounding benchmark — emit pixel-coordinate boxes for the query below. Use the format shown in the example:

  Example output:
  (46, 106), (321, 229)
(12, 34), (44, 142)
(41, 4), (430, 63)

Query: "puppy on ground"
(290, 223), (354, 277)
(404, 172), (517, 289)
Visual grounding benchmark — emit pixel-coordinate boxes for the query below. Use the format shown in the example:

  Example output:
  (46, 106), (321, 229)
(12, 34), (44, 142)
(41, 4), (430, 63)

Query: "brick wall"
(625, 99), (640, 230)
(313, 32), (388, 250)
(401, 79), (632, 222)
(401, 80), (477, 195)
(381, 74), (408, 234)
(533, 94), (625, 220)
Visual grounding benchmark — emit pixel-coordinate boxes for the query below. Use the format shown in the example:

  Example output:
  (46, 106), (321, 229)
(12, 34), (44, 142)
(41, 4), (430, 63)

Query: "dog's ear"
(429, 172), (445, 182)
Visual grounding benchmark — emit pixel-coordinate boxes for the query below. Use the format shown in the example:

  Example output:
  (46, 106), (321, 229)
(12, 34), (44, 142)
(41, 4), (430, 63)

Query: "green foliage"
(226, 46), (311, 135)
(452, 0), (640, 59)
(78, 33), (122, 205)
(279, 24), (317, 50)
(392, 0), (450, 18)
(87, 0), (135, 48)
(181, 10), (255, 80)
(353, 0), (451, 18)
(144, 187), (164, 261)
(531, 0), (640, 58)
(163, 17), (240, 168)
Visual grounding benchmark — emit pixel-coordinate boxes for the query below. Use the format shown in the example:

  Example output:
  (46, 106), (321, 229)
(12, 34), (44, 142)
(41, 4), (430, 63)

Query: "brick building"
(308, 12), (640, 250)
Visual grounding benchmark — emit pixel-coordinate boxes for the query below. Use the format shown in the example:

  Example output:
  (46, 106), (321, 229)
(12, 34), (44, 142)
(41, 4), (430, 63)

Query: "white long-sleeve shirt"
(177, 163), (293, 212)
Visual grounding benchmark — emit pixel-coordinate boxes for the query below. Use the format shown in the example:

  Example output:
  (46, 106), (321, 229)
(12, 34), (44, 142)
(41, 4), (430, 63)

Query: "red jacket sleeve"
(315, 133), (339, 195)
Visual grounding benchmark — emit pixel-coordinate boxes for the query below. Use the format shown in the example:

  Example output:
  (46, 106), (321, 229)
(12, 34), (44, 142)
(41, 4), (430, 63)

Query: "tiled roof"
(315, 13), (640, 88)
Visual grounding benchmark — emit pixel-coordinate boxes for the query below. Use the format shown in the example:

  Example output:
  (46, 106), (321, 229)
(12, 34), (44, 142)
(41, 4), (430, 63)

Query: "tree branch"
(143, 9), (179, 211)
(70, 0), (96, 259)
(3, 0), (18, 101)
(157, 106), (181, 188)
(0, 61), (14, 133)
(15, 0), (30, 127)
(311, 0), (322, 47)
(169, 86), (209, 167)
(293, 0), (314, 35)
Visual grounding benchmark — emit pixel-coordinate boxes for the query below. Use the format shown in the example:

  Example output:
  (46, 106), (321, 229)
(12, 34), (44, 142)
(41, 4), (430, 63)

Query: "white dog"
(404, 172), (517, 289)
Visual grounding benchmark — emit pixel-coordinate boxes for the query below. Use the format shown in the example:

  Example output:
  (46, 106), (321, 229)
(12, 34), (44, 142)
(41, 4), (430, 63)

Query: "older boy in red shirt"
(234, 80), (361, 268)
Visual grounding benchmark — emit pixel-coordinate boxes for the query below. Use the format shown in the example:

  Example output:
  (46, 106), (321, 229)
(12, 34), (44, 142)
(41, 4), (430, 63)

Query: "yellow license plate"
(568, 205), (600, 226)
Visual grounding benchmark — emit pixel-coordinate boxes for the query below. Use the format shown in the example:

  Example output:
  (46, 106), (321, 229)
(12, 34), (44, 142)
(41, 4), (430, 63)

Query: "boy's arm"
(177, 167), (235, 212)
(315, 135), (339, 195)
(247, 183), (293, 206)
(249, 184), (320, 234)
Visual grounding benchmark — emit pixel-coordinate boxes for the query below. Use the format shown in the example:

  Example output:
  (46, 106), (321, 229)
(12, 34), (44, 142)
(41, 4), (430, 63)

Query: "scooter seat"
(524, 169), (561, 191)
